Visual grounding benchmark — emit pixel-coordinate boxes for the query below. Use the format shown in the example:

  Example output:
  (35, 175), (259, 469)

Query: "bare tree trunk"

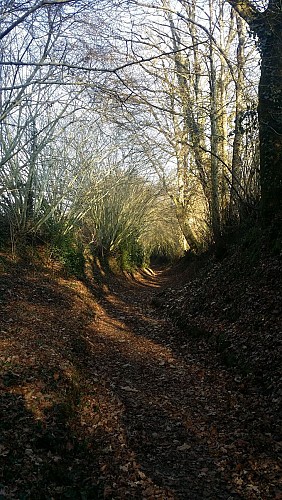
(230, 14), (246, 220)
(218, 5), (235, 220)
(162, 0), (203, 251)
(227, 0), (282, 222)
(258, 7), (282, 221)
(209, 0), (221, 243)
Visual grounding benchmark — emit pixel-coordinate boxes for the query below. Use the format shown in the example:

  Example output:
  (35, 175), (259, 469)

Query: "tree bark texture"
(228, 0), (282, 221)
(257, 6), (282, 220)
(230, 14), (246, 219)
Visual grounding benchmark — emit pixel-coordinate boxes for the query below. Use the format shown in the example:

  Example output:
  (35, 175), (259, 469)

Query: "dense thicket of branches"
(0, 0), (279, 266)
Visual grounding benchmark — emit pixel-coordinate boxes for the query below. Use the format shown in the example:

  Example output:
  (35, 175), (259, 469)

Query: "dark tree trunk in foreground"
(258, 8), (282, 221)
(228, 0), (282, 222)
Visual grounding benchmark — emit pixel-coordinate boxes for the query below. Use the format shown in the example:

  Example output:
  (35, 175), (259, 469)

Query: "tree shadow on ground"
(79, 262), (280, 499)
(0, 262), (279, 498)
(0, 267), (103, 498)
(0, 388), (100, 499)
(62, 333), (237, 499)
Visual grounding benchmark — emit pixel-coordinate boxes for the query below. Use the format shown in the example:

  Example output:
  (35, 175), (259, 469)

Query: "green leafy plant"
(53, 238), (85, 277)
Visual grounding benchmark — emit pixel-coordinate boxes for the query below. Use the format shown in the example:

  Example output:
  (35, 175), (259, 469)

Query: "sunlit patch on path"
(0, 266), (280, 499)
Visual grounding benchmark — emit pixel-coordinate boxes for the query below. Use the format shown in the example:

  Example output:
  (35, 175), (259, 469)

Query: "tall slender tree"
(227, 0), (282, 221)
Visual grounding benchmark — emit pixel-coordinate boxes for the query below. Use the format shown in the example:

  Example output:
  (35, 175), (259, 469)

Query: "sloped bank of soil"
(153, 248), (281, 491)
(0, 251), (281, 499)
(154, 249), (281, 395)
(0, 258), (102, 498)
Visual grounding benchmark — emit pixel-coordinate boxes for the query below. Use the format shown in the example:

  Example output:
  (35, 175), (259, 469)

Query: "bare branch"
(0, 0), (76, 40)
(0, 43), (199, 75)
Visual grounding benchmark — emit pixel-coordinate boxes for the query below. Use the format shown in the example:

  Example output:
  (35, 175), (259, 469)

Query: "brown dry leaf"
(0, 445), (9, 456)
(177, 443), (191, 451)
(0, 254), (280, 499)
(120, 385), (138, 392)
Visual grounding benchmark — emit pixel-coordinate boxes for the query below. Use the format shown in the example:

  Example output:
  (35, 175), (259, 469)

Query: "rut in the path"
(73, 267), (279, 499)
(0, 265), (279, 499)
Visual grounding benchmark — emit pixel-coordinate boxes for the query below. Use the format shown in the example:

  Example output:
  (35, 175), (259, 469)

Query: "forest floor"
(0, 250), (281, 499)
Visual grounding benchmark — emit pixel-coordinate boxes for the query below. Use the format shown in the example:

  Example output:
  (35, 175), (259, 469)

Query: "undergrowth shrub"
(119, 236), (146, 271)
(42, 219), (85, 276)
(52, 237), (85, 277)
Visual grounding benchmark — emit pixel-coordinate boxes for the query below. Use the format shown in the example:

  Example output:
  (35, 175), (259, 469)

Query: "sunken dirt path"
(0, 263), (280, 499)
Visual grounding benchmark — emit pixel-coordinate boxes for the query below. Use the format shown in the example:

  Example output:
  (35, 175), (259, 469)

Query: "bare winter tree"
(227, 0), (282, 221)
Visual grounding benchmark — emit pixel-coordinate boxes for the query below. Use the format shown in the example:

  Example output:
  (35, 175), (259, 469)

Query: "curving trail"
(76, 267), (279, 499)
(0, 263), (279, 499)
